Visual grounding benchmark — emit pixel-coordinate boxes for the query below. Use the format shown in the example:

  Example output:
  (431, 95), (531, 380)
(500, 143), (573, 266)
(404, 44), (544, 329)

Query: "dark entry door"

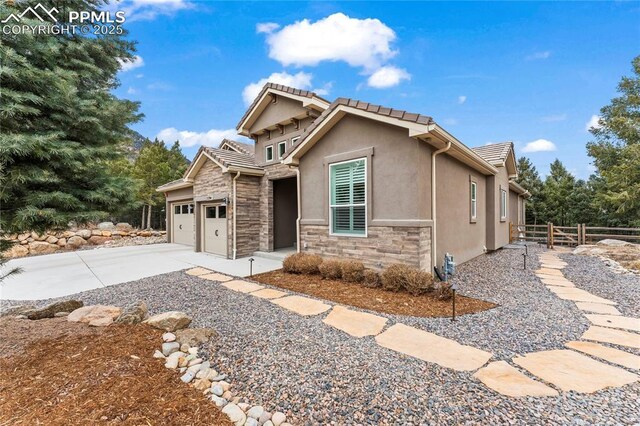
(273, 177), (298, 249)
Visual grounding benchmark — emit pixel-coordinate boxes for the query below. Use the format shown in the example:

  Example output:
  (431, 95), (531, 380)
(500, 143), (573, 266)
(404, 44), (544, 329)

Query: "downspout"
(294, 166), (301, 253)
(232, 171), (240, 260)
(431, 140), (451, 271)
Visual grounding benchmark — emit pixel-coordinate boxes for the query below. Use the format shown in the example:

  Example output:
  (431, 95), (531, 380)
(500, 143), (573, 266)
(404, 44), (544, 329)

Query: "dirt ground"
(600, 244), (640, 272)
(0, 317), (231, 425)
(252, 270), (496, 317)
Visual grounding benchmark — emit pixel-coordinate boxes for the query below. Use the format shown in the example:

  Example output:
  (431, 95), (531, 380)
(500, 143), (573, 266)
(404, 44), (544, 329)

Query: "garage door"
(203, 204), (227, 256)
(172, 203), (194, 246)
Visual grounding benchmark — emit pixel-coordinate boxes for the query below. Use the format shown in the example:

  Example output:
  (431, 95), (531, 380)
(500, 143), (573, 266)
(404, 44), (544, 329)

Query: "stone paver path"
(575, 302), (621, 315)
(546, 286), (617, 305)
(540, 277), (575, 288)
(271, 295), (332, 316)
(513, 349), (638, 393)
(322, 306), (388, 338)
(581, 326), (640, 349)
(185, 267), (212, 276)
(473, 361), (558, 397)
(250, 288), (288, 299)
(584, 314), (640, 332)
(221, 280), (264, 293)
(375, 323), (493, 371)
(200, 272), (234, 282)
(566, 341), (640, 370)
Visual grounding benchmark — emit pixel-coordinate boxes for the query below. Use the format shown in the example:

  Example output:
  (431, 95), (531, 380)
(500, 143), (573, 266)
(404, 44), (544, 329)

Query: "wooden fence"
(509, 223), (640, 248)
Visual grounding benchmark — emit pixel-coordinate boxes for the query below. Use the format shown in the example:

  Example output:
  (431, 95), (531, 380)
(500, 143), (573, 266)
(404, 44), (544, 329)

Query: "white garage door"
(203, 204), (227, 256)
(172, 203), (194, 246)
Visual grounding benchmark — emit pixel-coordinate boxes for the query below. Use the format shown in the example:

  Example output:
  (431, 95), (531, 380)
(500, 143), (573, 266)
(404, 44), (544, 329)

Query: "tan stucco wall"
(435, 154), (487, 266)
(486, 167), (511, 250)
(509, 190), (519, 225)
(164, 186), (194, 244)
(299, 115), (432, 224)
(250, 96), (309, 135)
(255, 117), (314, 166)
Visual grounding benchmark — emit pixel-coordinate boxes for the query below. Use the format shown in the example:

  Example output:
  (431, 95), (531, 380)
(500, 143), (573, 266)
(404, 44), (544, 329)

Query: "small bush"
(282, 253), (323, 275)
(318, 259), (343, 280)
(380, 263), (411, 292)
(362, 269), (381, 288)
(341, 260), (365, 283)
(435, 282), (453, 300)
(403, 269), (434, 295)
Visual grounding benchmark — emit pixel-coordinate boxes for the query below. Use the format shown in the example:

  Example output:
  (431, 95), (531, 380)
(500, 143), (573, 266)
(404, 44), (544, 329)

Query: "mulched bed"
(252, 270), (496, 317)
(0, 317), (231, 425)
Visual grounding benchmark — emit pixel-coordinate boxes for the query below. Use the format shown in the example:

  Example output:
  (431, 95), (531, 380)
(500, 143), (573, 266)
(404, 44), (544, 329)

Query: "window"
(205, 207), (216, 219)
(265, 145), (274, 162)
(174, 205), (181, 215)
(278, 141), (286, 159)
(330, 158), (366, 236)
(470, 181), (477, 221)
(218, 205), (226, 218)
(181, 205), (189, 214)
(291, 136), (300, 146)
(188, 204), (194, 214)
(500, 188), (507, 220)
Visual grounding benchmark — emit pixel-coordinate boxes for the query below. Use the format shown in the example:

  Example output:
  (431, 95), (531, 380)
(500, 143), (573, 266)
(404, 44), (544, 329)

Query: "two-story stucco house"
(157, 83), (529, 272)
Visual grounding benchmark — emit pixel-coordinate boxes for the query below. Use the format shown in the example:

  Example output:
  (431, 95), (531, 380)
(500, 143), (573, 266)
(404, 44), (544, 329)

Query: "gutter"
(294, 166), (301, 253)
(232, 171), (240, 260)
(431, 140), (452, 271)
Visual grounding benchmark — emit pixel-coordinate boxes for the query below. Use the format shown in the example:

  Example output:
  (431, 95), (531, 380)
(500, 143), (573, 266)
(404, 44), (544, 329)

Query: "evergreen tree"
(0, 0), (142, 233)
(516, 157), (544, 224)
(586, 56), (640, 226)
(542, 159), (575, 226)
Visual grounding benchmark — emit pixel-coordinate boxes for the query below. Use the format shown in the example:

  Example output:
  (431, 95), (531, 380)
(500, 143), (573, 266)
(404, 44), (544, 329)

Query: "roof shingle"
(471, 142), (514, 166)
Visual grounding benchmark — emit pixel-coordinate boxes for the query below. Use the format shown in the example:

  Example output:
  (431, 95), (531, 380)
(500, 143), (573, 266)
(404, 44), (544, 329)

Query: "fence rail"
(509, 223), (640, 248)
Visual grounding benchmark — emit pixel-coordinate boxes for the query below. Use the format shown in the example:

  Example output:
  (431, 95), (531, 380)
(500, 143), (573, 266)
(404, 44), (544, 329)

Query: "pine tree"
(586, 56), (640, 226)
(516, 157), (544, 224)
(0, 0), (142, 233)
(542, 160), (576, 226)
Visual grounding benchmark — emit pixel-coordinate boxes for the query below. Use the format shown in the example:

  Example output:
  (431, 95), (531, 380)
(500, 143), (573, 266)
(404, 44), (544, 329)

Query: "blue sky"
(113, 1), (639, 179)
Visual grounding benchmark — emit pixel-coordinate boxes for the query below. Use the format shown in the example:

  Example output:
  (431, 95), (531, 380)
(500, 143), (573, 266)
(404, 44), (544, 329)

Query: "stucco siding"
(435, 154), (487, 266)
(255, 117), (314, 166)
(509, 190), (519, 225)
(250, 96), (309, 135)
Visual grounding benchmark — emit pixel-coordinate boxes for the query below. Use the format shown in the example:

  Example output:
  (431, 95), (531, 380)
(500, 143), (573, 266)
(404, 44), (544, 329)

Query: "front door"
(203, 204), (227, 256)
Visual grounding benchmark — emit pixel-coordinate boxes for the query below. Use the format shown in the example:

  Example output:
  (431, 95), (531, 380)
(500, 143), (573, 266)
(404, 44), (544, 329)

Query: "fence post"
(509, 222), (513, 243)
(582, 223), (586, 245)
(549, 222), (554, 249)
(577, 224), (581, 247)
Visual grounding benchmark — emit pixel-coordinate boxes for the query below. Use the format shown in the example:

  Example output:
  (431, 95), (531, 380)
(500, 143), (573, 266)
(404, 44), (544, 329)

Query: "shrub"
(318, 259), (343, 280)
(282, 253), (323, 275)
(403, 269), (434, 295)
(380, 263), (411, 292)
(362, 269), (381, 288)
(435, 282), (453, 300)
(341, 260), (365, 283)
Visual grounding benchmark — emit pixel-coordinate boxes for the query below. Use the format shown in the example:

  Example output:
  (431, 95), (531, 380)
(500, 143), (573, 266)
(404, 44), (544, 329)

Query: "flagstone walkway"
(185, 252), (639, 398)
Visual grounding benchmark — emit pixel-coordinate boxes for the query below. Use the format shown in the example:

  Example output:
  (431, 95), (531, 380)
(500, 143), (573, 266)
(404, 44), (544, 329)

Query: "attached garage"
(202, 204), (227, 256)
(172, 202), (195, 246)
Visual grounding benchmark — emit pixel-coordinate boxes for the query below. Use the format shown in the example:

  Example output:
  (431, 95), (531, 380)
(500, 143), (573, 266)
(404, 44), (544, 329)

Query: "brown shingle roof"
(471, 142), (514, 166)
(156, 178), (190, 191)
(218, 138), (255, 157)
(203, 147), (262, 171)
(236, 83), (330, 131)
(295, 97), (433, 149)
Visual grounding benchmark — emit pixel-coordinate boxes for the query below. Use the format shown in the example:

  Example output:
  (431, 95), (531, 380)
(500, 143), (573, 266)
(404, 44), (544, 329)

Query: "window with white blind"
(470, 181), (477, 221)
(329, 158), (367, 236)
(500, 188), (507, 220)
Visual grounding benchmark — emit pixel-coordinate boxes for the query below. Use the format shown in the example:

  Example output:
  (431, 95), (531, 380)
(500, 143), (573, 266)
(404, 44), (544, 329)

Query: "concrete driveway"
(0, 243), (282, 300)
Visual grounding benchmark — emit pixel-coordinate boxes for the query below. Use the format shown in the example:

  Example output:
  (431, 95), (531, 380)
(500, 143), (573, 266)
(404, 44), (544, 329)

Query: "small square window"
(291, 136), (300, 146)
(218, 205), (226, 218)
(278, 141), (286, 159)
(205, 207), (216, 219)
(181, 205), (189, 214)
(265, 145), (274, 162)
(174, 205), (180, 215)
(188, 204), (194, 214)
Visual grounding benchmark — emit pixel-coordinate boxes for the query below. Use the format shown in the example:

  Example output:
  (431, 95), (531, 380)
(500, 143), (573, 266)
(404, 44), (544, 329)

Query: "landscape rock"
(597, 239), (632, 247)
(17, 233), (29, 241)
(259, 412), (272, 424)
(180, 343), (190, 352)
(66, 235), (88, 248)
(238, 403), (250, 412)
(247, 406), (264, 419)
(57, 238), (67, 247)
(3, 244), (29, 258)
(101, 231), (112, 237)
(54, 311), (69, 317)
(180, 371), (195, 383)
(211, 395), (228, 408)
(245, 418), (258, 426)
(67, 305), (121, 326)
(1, 304), (36, 317)
(114, 301), (148, 324)
(88, 235), (110, 245)
(271, 412), (286, 426)
(144, 311), (192, 332)
(115, 222), (133, 232)
(164, 352), (183, 369)
(45, 235), (58, 244)
(153, 350), (165, 359)
(76, 229), (92, 239)
(27, 300), (83, 320)
(175, 327), (217, 347)
(194, 378), (211, 391)
(211, 384), (224, 396)
(161, 342), (180, 356)
(97, 222), (116, 230)
(28, 241), (58, 255)
(222, 403), (247, 426)
(162, 332), (176, 342)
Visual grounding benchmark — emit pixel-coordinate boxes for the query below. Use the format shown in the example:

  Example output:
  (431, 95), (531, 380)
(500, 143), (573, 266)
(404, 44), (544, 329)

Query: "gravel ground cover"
(3, 245), (639, 425)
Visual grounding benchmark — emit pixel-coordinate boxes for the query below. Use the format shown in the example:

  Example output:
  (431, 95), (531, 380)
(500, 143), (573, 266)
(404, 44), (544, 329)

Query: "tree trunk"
(147, 204), (152, 230)
(140, 205), (146, 229)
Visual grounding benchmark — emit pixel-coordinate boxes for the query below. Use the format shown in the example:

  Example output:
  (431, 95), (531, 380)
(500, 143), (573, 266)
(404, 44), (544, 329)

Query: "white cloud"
(525, 51), (551, 61)
(127, 87), (138, 95)
(242, 71), (313, 106)
(313, 81), (333, 96)
(541, 113), (567, 122)
(121, 0), (193, 21)
(262, 13), (397, 71)
(586, 115), (602, 131)
(256, 22), (280, 34)
(522, 139), (557, 153)
(135, 73), (144, 79)
(458, 95), (467, 105)
(367, 66), (410, 88)
(117, 55), (144, 72)
(156, 127), (246, 147)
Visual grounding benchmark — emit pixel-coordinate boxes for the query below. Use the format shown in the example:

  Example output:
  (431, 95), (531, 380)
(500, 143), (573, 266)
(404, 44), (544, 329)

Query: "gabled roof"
(156, 178), (192, 192)
(472, 142), (518, 177)
(180, 145), (265, 183)
(237, 83), (331, 136)
(218, 138), (255, 157)
(283, 97), (499, 176)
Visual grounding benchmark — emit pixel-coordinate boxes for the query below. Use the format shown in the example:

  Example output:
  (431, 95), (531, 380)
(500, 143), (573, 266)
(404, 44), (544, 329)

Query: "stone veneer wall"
(259, 163), (297, 252)
(300, 225), (432, 272)
(234, 174), (262, 257)
(193, 161), (231, 197)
